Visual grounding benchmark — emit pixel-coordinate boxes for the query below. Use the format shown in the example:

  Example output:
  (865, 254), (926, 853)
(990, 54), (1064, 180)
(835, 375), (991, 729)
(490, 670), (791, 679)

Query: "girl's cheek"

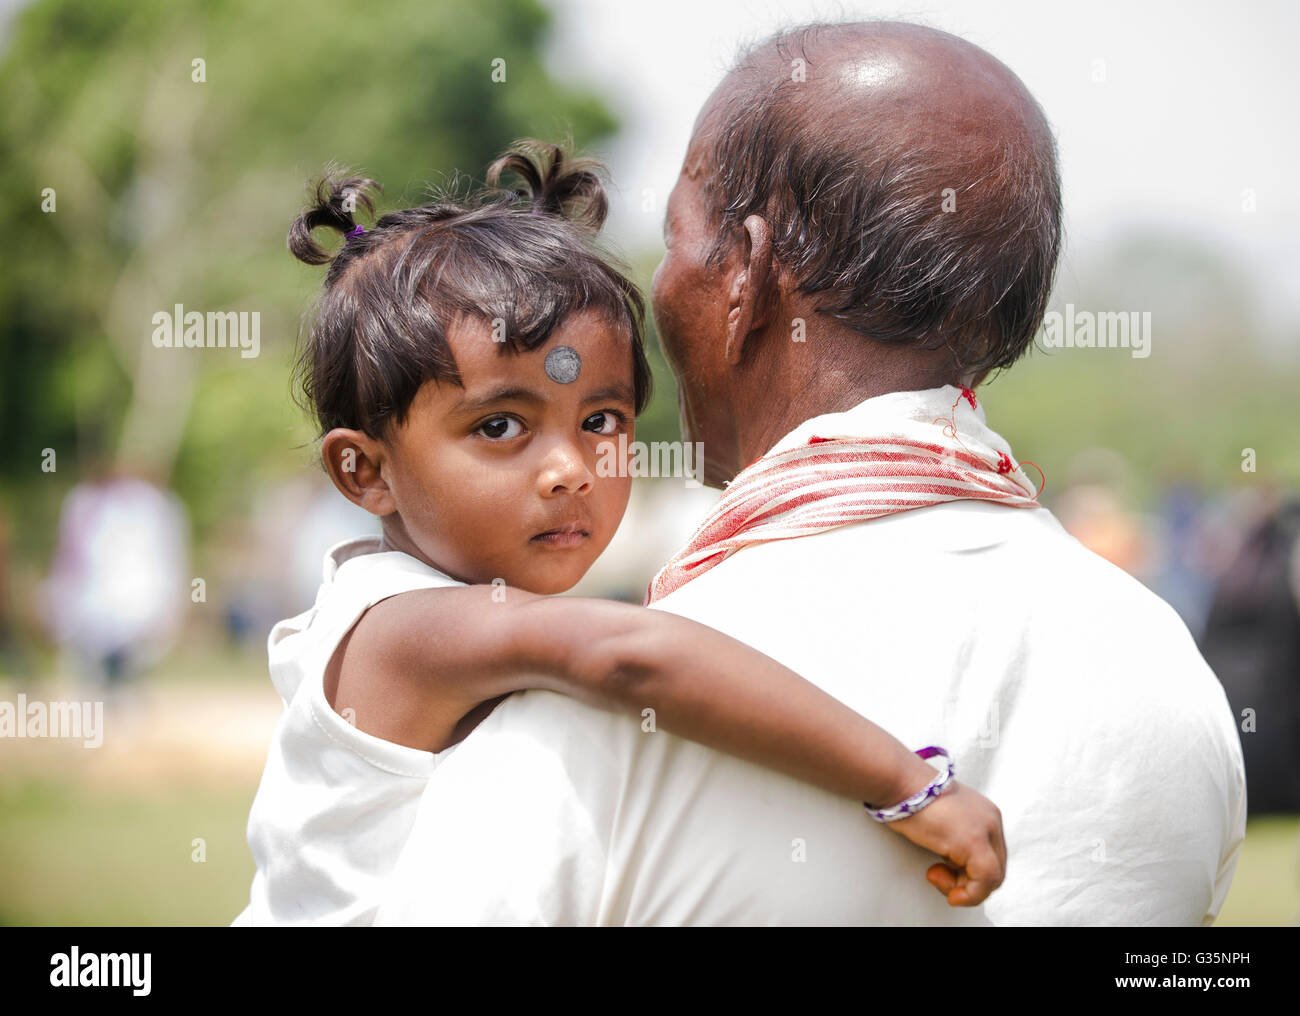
(603, 475), (633, 516)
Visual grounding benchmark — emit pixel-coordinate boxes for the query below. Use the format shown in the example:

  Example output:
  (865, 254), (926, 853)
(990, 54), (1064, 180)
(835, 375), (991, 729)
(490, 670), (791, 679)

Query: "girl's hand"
(885, 779), (1007, 907)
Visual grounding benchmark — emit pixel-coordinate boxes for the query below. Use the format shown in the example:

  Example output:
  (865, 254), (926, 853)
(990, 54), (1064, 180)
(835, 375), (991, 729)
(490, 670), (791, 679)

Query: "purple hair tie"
(863, 746), (954, 823)
(345, 224), (365, 241)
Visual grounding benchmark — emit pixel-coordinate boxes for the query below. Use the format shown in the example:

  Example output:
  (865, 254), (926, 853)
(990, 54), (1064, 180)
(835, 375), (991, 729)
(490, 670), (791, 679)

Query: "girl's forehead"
(449, 309), (634, 385)
(403, 310), (634, 418)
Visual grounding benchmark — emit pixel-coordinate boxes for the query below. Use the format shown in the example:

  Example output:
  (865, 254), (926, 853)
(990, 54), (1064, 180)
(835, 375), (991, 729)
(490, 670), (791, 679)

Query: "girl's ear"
(321, 429), (396, 516)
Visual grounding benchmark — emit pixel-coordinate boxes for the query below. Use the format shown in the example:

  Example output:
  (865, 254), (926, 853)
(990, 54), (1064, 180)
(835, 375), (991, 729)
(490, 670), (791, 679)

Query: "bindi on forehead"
(543, 345), (582, 384)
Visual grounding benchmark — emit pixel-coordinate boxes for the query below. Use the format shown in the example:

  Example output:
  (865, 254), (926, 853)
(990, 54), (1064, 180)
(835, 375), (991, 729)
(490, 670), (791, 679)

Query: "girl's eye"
(582, 411), (622, 436)
(477, 416), (523, 440)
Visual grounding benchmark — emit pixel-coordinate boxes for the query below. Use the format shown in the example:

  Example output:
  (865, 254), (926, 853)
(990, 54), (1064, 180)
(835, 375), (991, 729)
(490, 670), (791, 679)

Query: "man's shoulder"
(652, 498), (1192, 644)
(648, 497), (1240, 753)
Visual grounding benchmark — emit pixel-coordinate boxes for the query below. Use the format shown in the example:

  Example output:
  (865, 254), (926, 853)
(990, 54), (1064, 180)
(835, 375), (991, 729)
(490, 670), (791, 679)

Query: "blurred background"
(1, 0), (1297, 925)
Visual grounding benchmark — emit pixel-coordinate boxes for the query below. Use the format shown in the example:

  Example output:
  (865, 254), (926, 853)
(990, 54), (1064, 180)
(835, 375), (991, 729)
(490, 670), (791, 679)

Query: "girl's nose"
(536, 439), (594, 497)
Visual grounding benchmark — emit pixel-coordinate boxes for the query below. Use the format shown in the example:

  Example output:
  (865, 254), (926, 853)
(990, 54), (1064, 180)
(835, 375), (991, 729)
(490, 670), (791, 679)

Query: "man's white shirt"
(373, 393), (1247, 926)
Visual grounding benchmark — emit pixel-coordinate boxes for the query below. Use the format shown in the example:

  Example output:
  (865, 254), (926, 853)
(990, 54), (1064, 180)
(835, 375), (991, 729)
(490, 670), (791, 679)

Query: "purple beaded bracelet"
(863, 746), (954, 823)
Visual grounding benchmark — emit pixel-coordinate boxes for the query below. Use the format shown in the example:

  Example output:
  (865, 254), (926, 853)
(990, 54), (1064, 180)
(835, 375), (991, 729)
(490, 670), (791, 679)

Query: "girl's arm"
(327, 584), (1006, 906)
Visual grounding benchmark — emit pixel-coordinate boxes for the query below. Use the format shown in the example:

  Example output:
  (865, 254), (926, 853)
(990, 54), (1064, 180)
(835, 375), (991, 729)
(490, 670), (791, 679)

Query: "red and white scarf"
(645, 385), (1042, 604)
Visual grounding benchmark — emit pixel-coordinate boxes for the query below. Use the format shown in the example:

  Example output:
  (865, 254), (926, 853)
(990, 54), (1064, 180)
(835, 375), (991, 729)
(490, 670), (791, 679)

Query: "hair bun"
(288, 171), (382, 265)
(486, 139), (609, 233)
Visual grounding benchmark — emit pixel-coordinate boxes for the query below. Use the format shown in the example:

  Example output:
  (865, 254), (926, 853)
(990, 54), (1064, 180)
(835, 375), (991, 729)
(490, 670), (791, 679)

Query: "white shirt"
(232, 536), (464, 926)
(372, 388), (1247, 926)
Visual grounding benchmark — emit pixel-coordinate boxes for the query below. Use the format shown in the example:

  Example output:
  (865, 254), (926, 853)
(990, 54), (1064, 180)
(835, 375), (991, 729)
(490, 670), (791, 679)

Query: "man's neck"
(730, 349), (964, 472)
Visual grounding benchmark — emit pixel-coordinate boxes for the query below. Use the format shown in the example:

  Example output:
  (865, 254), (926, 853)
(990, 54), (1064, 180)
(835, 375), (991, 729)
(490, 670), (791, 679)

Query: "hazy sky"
(546, 0), (1300, 327)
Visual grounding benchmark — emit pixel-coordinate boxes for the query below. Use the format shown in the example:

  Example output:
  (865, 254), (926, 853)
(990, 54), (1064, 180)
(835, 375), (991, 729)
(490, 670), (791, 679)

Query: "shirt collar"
(763, 384), (995, 457)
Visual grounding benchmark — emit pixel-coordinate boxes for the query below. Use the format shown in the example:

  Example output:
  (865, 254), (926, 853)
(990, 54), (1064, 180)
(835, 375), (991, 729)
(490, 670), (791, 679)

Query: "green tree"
(0, 0), (623, 563)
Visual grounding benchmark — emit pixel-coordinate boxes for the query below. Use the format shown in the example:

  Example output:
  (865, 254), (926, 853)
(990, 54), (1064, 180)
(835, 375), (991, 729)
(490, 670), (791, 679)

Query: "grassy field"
(0, 780), (257, 926)
(2, 765), (1296, 925)
(1, 778), (1294, 926)
(1213, 816), (1300, 926)
(1, 657), (1295, 926)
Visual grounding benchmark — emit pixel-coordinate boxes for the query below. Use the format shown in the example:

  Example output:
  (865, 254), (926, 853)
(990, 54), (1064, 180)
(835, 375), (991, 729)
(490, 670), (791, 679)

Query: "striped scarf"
(645, 385), (1042, 604)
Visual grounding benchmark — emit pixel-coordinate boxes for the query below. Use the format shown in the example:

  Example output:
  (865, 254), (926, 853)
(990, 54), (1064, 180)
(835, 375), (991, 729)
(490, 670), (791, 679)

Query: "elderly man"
(374, 20), (1245, 925)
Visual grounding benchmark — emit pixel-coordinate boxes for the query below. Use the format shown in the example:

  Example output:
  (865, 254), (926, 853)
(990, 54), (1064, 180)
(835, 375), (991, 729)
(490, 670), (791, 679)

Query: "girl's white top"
(231, 535), (463, 926)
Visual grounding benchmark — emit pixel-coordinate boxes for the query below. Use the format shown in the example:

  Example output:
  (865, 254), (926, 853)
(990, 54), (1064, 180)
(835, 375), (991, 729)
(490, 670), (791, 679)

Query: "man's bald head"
(692, 21), (1061, 378)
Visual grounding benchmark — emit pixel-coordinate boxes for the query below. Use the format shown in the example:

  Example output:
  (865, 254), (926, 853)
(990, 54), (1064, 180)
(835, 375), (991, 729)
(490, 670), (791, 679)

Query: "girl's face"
(374, 308), (636, 594)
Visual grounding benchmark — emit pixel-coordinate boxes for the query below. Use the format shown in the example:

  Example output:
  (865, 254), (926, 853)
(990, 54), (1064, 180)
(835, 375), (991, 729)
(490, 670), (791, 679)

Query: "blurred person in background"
(1147, 479), (1218, 641)
(1200, 485), (1300, 817)
(1054, 446), (1148, 575)
(215, 478), (376, 652)
(41, 452), (190, 695)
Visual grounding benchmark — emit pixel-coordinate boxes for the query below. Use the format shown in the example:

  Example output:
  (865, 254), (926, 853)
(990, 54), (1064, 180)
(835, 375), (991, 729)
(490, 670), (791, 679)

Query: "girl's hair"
(287, 140), (652, 438)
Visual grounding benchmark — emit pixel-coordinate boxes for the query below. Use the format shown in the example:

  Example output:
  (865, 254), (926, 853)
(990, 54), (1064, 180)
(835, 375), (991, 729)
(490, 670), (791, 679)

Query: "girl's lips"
(531, 522), (590, 548)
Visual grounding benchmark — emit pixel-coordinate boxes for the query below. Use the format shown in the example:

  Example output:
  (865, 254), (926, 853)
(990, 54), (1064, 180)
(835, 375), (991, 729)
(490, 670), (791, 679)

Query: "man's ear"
(321, 428), (396, 516)
(724, 214), (776, 367)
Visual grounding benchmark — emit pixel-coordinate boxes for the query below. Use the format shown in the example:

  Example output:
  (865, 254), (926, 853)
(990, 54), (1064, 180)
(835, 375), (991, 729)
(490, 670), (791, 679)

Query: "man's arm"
(1204, 724), (1249, 926)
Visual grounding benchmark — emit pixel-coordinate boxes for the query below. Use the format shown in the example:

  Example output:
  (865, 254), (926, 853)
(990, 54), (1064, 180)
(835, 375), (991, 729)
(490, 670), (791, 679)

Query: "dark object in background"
(1200, 499), (1300, 816)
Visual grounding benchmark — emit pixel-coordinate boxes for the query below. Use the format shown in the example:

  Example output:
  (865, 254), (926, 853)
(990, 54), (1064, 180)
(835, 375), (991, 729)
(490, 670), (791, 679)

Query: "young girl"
(234, 141), (1005, 926)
